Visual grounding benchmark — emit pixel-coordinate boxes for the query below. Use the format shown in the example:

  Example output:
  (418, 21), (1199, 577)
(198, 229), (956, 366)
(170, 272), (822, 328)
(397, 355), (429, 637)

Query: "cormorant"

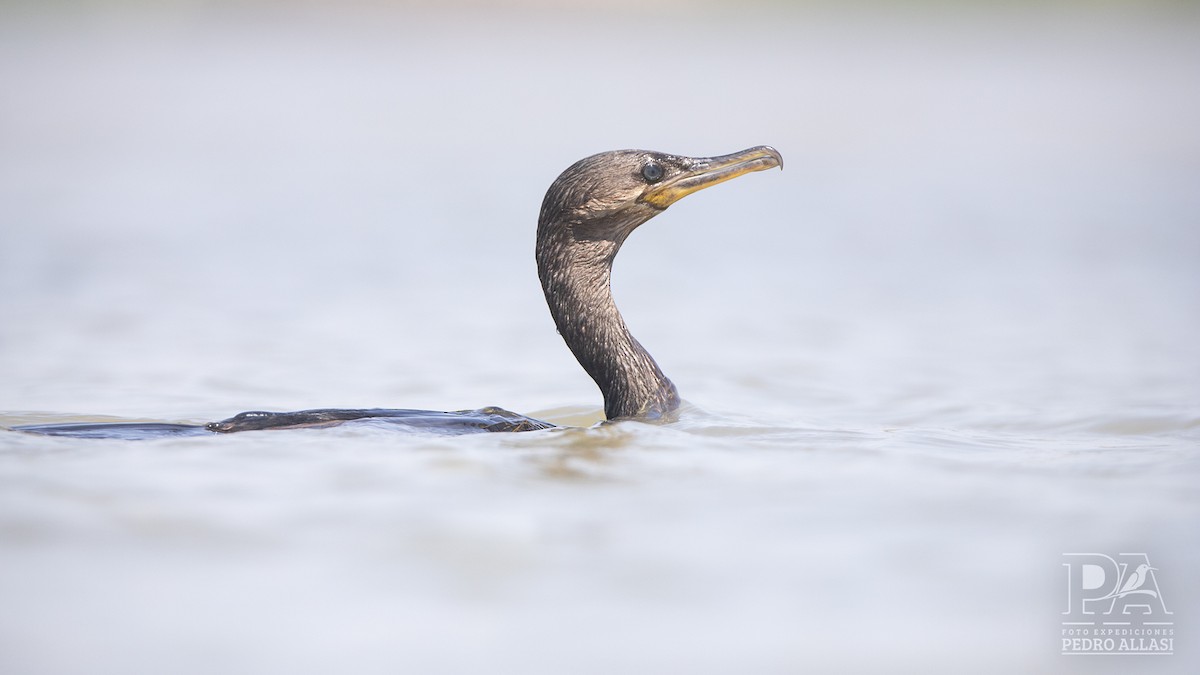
(14, 146), (782, 438)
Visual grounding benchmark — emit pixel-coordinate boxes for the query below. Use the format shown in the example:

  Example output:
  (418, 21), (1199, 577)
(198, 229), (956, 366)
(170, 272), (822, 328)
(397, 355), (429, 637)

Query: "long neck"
(536, 228), (679, 421)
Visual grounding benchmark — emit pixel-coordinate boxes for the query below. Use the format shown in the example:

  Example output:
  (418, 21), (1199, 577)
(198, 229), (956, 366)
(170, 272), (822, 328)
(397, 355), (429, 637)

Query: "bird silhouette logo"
(1107, 563), (1158, 600)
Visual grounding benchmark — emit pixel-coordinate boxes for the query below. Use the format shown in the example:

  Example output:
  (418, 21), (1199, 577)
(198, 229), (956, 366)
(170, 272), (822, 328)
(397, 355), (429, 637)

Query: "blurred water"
(1, 2), (1198, 673)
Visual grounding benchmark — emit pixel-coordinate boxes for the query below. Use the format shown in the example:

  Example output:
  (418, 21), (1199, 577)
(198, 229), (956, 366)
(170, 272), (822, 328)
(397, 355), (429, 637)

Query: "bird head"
(537, 145), (783, 249)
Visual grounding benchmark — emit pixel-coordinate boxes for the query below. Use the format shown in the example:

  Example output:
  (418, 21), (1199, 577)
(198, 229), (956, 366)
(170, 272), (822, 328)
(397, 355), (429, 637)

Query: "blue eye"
(641, 162), (664, 183)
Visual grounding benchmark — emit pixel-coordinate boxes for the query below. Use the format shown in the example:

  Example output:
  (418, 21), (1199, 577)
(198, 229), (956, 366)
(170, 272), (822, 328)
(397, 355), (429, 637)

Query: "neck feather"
(536, 229), (679, 420)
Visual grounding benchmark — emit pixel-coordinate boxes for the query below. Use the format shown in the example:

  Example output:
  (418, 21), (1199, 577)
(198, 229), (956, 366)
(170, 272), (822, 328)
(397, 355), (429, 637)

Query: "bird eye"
(641, 161), (665, 183)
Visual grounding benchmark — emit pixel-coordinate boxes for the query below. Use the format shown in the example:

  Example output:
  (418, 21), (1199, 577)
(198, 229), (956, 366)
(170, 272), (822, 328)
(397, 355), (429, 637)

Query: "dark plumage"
(537, 146), (783, 420)
(14, 146), (782, 438)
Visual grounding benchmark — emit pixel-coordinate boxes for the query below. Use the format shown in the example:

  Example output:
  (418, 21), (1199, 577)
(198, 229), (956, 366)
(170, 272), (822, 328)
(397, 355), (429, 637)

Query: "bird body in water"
(14, 146), (782, 438)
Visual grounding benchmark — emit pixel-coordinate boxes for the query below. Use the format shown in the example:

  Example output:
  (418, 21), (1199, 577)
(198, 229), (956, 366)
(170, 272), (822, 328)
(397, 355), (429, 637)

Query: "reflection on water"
(1, 2), (1198, 674)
